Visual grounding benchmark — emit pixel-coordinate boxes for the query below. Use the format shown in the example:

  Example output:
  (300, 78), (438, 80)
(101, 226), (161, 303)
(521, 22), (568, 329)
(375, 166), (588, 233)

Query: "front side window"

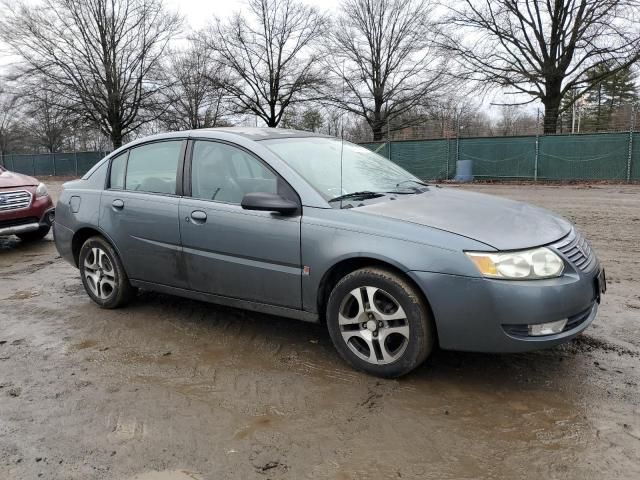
(109, 153), (127, 189)
(191, 141), (277, 204)
(125, 141), (182, 194)
(262, 137), (421, 200)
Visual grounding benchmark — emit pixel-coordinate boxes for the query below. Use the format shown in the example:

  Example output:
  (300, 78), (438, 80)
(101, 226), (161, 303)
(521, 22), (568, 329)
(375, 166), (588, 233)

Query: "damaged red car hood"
(0, 167), (38, 188)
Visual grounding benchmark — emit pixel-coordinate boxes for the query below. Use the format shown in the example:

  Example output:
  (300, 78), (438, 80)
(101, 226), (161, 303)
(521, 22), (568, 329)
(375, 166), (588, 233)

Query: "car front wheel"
(79, 236), (135, 308)
(326, 267), (435, 378)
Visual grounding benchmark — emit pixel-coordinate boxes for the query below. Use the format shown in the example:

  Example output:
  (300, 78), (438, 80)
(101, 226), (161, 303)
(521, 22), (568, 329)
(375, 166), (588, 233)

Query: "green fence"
(0, 151), (107, 177)
(2, 133), (639, 182)
(363, 132), (640, 182)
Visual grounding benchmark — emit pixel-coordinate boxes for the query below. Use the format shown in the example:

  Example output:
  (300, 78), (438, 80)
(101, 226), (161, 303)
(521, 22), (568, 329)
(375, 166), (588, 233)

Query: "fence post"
(74, 151), (78, 176)
(31, 155), (36, 176)
(534, 108), (540, 182)
(455, 117), (460, 166)
(446, 135), (450, 180)
(387, 120), (392, 161)
(627, 104), (636, 182)
(52, 153), (57, 176)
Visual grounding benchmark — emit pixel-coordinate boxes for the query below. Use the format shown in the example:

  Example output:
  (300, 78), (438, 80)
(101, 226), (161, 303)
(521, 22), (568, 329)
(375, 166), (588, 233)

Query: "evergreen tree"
(584, 63), (638, 130)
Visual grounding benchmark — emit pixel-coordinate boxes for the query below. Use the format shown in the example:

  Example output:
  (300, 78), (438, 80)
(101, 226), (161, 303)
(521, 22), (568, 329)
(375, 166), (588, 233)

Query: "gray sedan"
(54, 128), (606, 377)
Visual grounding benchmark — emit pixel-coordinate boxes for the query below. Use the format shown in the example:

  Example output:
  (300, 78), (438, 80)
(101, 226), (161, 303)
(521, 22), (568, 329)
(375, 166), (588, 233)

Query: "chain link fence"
(362, 131), (640, 182)
(0, 151), (108, 177)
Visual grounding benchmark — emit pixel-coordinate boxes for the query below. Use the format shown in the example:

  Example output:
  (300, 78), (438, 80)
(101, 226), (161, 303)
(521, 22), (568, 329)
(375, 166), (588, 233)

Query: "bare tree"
(159, 42), (230, 131)
(18, 80), (73, 152)
(203, 0), (328, 127)
(0, 85), (22, 159)
(321, 106), (343, 137)
(69, 120), (111, 152)
(0, 0), (182, 148)
(325, 0), (448, 141)
(427, 97), (481, 138)
(444, 0), (640, 133)
(496, 106), (538, 136)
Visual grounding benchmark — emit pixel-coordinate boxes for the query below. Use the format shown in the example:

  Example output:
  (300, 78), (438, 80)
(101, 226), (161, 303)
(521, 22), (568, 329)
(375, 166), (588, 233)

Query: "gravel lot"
(1, 180), (639, 480)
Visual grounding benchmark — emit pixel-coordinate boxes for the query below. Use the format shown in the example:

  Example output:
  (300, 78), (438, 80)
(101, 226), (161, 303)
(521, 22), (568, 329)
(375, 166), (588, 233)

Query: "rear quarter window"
(109, 153), (127, 189)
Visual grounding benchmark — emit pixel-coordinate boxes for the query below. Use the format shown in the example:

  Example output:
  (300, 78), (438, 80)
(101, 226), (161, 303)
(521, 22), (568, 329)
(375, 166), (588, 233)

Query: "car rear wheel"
(17, 225), (50, 242)
(79, 236), (135, 308)
(326, 267), (435, 378)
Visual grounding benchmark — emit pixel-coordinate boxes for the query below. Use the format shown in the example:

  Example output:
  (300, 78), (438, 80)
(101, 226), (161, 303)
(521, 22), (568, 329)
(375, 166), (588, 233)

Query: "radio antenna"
(339, 60), (345, 208)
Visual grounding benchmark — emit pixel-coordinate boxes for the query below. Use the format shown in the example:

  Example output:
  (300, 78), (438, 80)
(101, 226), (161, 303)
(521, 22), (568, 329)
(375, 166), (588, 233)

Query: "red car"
(0, 165), (55, 241)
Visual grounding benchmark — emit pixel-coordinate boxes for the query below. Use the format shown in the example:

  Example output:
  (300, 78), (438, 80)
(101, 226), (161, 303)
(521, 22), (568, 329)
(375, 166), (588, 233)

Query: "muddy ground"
(0, 181), (638, 480)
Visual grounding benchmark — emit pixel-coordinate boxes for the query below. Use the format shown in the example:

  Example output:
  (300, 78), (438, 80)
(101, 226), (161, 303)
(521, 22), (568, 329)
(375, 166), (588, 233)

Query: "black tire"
(17, 225), (50, 242)
(326, 267), (435, 378)
(78, 236), (135, 309)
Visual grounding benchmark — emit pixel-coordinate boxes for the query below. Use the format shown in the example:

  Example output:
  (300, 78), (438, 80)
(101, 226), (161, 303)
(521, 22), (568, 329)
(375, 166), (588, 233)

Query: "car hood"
(0, 169), (38, 188)
(357, 187), (572, 250)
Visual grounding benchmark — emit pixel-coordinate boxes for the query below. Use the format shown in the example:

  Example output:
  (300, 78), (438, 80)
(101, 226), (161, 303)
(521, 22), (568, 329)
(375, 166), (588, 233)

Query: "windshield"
(262, 137), (423, 201)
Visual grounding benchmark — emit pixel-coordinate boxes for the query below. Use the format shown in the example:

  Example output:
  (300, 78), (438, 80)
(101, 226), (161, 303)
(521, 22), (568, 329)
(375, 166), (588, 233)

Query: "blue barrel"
(454, 159), (474, 182)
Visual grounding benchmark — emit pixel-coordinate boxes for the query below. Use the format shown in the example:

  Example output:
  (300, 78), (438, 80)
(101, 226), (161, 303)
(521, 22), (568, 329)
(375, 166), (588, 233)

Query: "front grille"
(0, 217), (38, 229)
(552, 229), (597, 273)
(0, 190), (32, 212)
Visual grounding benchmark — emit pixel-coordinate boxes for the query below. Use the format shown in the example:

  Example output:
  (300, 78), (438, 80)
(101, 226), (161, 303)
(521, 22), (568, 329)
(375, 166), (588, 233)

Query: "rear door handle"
(112, 199), (124, 210)
(190, 210), (207, 223)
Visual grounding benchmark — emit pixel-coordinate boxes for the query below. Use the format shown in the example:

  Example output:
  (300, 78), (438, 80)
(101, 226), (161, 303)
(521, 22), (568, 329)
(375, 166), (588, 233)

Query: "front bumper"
(409, 265), (602, 353)
(0, 196), (55, 237)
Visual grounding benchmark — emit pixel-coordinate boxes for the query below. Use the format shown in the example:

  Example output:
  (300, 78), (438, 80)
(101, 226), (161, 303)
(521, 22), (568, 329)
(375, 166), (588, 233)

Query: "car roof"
(188, 127), (331, 141)
(105, 127), (333, 164)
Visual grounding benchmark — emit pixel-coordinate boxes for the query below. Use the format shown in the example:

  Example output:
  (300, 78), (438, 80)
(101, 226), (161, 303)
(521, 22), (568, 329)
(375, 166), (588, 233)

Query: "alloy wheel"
(338, 286), (410, 365)
(83, 247), (117, 300)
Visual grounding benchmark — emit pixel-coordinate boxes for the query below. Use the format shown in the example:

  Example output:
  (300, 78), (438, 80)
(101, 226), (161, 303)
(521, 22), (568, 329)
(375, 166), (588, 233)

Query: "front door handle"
(190, 210), (207, 223)
(112, 199), (124, 210)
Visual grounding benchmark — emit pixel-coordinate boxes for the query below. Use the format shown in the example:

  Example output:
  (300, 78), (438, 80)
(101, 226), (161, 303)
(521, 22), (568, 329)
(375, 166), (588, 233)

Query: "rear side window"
(109, 153), (127, 189)
(125, 141), (182, 194)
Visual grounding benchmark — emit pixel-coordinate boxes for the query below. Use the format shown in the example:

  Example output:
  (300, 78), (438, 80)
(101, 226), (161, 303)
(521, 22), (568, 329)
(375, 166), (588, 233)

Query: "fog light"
(528, 319), (567, 336)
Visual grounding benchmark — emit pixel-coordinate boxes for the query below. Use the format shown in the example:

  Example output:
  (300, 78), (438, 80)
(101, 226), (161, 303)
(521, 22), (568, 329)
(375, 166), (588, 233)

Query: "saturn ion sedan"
(54, 128), (606, 377)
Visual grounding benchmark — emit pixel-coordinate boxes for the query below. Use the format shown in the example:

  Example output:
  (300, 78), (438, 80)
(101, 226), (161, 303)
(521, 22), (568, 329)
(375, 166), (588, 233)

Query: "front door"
(179, 140), (302, 308)
(100, 140), (188, 288)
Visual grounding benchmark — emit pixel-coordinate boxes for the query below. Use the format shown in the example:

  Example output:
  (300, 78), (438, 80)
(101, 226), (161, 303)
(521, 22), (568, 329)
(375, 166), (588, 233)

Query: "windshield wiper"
(384, 179), (431, 195)
(395, 179), (430, 189)
(328, 191), (384, 203)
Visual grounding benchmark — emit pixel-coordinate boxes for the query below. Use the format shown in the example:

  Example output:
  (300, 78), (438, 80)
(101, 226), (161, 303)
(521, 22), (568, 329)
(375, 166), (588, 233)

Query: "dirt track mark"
(565, 334), (640, 358)
(2, 259), (55, 276)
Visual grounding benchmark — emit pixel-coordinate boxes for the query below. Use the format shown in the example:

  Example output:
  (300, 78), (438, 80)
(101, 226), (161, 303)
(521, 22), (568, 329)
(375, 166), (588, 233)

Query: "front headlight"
(466, 247), (564, 280)
(35, 182), (48, 198)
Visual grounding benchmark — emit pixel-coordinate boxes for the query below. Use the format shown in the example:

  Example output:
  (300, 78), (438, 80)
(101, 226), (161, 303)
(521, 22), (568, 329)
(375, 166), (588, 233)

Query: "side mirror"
(241, 192), (299, 215)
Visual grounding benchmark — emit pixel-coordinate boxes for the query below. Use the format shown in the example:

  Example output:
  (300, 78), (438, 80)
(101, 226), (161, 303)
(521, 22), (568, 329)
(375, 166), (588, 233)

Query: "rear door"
(100, 140), (188, 288)
(179, 139), (302, 308)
